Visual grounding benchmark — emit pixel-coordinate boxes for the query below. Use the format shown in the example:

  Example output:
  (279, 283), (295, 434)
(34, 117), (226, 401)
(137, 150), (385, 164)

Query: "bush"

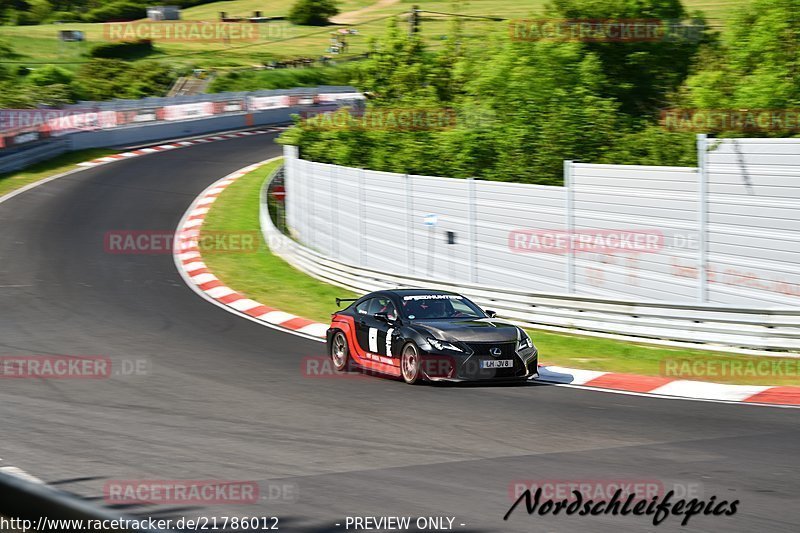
(13, 10), (39, 25)
(0, 80), (74, 108)
(29, 65), (74, 86)
(7, 0), (52, 25)
(71, 59), (175, 101)
(209, 63), (360, 92)
(89, 39), (153, 60)
(288, 0), (339, 26)
(86, 1), (146, 23)
(0, 39), (15, 58)
(48, 11), (84, 23)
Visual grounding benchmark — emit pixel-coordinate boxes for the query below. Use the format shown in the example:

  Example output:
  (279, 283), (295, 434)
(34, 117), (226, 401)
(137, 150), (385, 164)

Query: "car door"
(354, 297), (398, 358)
(354, 298), (375, 354)
(371, 297), (399, 360)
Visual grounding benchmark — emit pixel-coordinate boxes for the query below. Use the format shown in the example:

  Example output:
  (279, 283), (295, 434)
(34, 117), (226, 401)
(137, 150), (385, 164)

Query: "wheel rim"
(332, 333), (347, 368)
(402, 345), (418, 382)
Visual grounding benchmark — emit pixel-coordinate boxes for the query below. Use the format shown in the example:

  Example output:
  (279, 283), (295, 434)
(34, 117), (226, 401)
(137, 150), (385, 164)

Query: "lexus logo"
(490, 347), (502, 357)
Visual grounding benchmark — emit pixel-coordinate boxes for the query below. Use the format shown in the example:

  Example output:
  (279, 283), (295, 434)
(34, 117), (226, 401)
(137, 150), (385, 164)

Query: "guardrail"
(0, 86), (362, 149)
(0, 86), (363, 174)
(0, 470), (170, 532)
(261, 165), (800, 354)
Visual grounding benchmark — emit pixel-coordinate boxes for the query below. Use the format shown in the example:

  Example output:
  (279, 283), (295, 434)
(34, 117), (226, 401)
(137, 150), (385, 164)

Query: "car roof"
(380, 289), (462, 297)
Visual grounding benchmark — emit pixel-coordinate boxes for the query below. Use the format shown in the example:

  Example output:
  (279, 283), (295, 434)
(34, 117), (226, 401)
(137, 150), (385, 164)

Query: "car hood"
(412, 318), (520, 343)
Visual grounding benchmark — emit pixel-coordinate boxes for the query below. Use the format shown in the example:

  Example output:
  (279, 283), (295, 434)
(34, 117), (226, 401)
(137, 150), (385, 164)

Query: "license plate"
(481, 359), (513, 369)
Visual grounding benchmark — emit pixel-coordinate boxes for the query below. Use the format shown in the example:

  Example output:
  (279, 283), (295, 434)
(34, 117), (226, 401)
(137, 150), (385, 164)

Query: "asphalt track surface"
(1, 134), (798, 533)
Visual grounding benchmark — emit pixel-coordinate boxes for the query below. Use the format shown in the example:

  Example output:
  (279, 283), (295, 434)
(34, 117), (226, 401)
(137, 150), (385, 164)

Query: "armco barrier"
(67, 107), (293, 150)
(0, 86), (363, 173)
(0, 138), (70, 174)
(261, 165), (800, 353)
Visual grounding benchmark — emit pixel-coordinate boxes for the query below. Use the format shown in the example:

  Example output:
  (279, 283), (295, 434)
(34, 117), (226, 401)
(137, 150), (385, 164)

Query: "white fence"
(705, 139), (800, 306)
(263, 167), (800, 352)
(284, 137), (800, 308)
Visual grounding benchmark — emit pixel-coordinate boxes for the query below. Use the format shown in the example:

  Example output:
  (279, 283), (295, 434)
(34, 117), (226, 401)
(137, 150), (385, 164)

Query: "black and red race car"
(326, 289), (539, 384)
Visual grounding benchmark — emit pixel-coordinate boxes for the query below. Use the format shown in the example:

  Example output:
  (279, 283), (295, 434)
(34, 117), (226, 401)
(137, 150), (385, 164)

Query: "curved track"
(1, 135), (798, 532)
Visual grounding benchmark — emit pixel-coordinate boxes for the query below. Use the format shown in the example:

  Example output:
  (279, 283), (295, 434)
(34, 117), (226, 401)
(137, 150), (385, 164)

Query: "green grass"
(181, 0), (376, 20)
(208, 62), (360, 92)
(200, 159), (800, 388)
(0, 0), (747, 72)
(200, 160), (357, 321)
(0, 148), (114, 197)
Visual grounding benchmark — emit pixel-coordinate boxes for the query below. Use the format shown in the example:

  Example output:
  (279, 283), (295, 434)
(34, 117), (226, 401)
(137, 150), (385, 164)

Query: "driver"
(407, 298), (450, 319)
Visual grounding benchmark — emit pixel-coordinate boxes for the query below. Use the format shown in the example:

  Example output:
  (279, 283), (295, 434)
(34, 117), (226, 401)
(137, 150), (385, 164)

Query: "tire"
(400, 342), (422, 385)
(330, 331), (350, 371)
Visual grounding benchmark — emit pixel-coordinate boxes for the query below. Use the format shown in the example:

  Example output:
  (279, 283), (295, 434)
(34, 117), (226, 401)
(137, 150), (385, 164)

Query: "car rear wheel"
(401, 342), (422, 384)
(331, 331), (350, 371)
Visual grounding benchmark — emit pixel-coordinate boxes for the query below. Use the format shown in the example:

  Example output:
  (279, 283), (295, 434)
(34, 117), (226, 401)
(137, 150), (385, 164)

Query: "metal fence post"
(359, 167), (366, 266)
(468, 177), (478, 284)
(307, 162), (314, 249)
(331, 164), (338, 259)
(282, 146), (290, 233)
(406, 173), (414, 275)
(564, 160), (575, 294)
(697, 133), (709, 304)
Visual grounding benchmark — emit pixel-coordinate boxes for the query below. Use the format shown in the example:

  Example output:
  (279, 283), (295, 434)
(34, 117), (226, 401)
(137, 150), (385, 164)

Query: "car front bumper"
(420, 350), (538, 382)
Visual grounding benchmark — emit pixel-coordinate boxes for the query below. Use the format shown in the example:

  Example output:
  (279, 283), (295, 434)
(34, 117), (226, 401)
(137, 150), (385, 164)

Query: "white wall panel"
(283, 139), (800, 309)
(704, 139), (800, 306)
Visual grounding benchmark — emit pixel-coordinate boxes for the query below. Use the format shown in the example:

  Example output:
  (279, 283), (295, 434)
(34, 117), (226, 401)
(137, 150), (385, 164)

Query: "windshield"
(400, 294), (486, 320)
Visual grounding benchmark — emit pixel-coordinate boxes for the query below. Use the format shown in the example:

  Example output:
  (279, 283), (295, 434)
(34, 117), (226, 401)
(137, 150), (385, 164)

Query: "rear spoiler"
(335, 297), (359, 308)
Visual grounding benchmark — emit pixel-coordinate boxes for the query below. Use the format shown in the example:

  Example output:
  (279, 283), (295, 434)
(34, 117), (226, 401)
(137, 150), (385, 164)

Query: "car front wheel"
(401, 342), (422, 384)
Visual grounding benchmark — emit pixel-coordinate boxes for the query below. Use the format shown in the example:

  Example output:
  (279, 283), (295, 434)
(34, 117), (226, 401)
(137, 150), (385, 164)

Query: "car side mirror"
(485, 310), (497, 318)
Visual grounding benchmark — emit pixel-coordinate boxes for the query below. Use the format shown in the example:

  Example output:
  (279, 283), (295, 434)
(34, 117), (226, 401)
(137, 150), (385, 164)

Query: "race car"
(326, 289), (539, 384)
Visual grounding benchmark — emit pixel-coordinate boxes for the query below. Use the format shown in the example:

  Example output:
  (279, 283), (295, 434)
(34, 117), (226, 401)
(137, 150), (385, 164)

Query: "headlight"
(427, 337), (463, 352)
(518, 330), (533, 351)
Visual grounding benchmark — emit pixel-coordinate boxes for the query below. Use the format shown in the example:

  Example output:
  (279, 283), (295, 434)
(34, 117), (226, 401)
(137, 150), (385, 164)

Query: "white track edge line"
(538, 381), (800, 409)
(0, 128), (286, 207)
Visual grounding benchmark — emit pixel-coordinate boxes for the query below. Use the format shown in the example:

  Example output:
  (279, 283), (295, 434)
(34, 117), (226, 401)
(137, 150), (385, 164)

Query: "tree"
(287, 0), (339, 26)
(85, 1), (145, 23)
(27, 0), (52, 23)
(284, 31), (626, 183)
(681, 0), (800, 110)
(544, 0), (709, 116)
(358, 18), (433, 102)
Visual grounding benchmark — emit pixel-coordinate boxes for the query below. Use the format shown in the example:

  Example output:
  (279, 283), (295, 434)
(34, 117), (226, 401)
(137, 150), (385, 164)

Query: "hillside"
(0, 0), (747, 73)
